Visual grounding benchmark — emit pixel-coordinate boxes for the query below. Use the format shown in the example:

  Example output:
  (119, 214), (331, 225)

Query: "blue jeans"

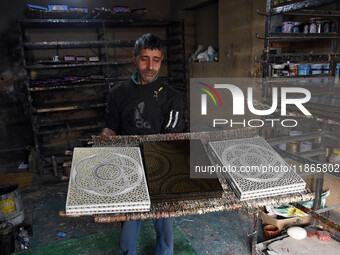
(119, 218), (173, 255)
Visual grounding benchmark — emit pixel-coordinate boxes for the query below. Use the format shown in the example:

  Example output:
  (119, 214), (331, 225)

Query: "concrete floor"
(14, 174), (257, 254)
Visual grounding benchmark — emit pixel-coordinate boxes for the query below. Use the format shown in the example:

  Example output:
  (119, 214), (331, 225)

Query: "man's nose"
(147, 60), (154, 70)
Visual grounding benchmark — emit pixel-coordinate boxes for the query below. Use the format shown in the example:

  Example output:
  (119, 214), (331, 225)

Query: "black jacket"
(105, 78), (184, 135)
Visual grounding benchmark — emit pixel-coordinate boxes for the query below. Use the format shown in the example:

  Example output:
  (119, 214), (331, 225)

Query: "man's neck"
(137, 75), (150, 85)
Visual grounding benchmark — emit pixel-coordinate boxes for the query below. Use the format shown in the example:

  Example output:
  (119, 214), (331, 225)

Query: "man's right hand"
(100, 127), (116, 136)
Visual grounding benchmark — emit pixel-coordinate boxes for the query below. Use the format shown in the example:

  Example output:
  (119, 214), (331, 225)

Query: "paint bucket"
(0, 224), (15, 254)
(0, 183), (25, 226)
(298, 64), (311, 76)
(299, 141), (313, 152)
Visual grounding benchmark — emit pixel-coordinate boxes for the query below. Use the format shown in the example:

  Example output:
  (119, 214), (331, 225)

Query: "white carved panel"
(66, 147), (150, 215)
(208, 137), (306, 200)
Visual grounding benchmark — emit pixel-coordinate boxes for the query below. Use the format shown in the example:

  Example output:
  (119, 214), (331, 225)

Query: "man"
(102, 33), (184, 255)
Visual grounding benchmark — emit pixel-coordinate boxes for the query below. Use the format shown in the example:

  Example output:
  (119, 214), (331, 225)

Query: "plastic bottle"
(309, 20), (317, 33)
(17, 227), (30, 250)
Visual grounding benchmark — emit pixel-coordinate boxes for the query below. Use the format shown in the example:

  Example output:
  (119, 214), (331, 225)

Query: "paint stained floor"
(14, 174), (257, 254)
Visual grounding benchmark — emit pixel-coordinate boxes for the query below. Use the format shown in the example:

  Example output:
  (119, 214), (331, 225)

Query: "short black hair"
(134, 33), (165, 56)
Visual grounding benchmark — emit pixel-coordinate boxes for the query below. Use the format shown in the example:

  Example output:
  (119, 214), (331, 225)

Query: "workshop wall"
(172, 0), (265, 78)
(0, 0), (172, 173)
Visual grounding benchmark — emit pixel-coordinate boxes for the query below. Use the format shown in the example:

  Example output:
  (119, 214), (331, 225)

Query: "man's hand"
(100, 127), (116, 136)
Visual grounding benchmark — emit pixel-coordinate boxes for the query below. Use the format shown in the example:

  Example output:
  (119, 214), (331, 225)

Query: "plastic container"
(329, 148), (340, 163)
(289, 63), (299, 76)
(282, 21), (294, 33)
(323, 20), (330, 33)
(272, 64), (285, 77)
(300, 141), (313, 152)
(303, 24), (309, 33)
(293, 22), (301, 33)
(311, 64), (323, 75)
(0, 183), (25, 226)
(309, 19), (317, 33)
(298, 64), (311, 75)
(278, 143), (286, 151)
(316, 19), (323, 33)
(282, 70), (289, 76)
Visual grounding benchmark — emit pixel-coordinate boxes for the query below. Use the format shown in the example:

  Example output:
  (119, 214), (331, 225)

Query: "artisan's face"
(133, 48), (163, 84)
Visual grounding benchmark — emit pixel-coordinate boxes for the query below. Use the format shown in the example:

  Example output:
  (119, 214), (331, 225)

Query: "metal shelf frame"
(260, 0), (340, 98)
(256, 1), (340, 236)
(25, 61), (134, 70)
(270, 0), (339, 15)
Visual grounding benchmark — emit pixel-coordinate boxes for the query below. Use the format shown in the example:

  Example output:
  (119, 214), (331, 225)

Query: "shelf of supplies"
(24, 40), (135, 49)
(268, 52), (336, 58)
(283, 9), (340, 17)
(37, 117), (100, 126)
(25, 60), (134, 70)
(24, 39), (180, 49)
(270, 0), (338, 15)
(29, 82), (107, 91)
(267, 52), (337, 62)
(37, 123), (104, 135)
(21, 18), (182, 27)
(34, 103), (107, 113)
(264, 74), (333, 83)
(268, 32), (339, 41)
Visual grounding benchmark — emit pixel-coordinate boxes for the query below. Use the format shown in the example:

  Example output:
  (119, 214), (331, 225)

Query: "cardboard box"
(260, 210), (312, 232)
